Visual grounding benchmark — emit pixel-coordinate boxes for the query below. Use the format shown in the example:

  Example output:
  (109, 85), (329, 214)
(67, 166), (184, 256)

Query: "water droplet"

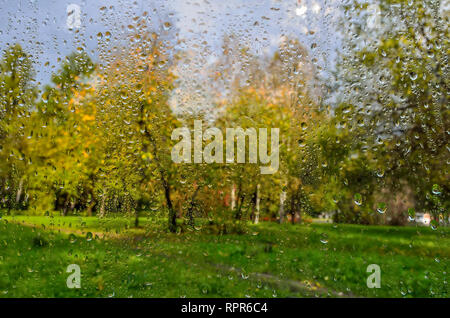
(431, 184), (441, 195)
(69, 234), (77, 243)
(298, 139), (306, 147)
(376, 169), (385, 178)
(408, 208), (415, 221)
(354, 193), (362, 206)
(376, 202), (387, 214)
(320, 233), (328, 244)
(430, 220), (438, 230)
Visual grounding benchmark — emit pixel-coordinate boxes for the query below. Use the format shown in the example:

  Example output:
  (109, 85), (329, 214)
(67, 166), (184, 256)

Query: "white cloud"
(295, 5), (307, 16)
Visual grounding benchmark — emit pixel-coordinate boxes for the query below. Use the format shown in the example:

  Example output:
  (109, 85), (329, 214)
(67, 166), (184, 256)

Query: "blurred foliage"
(0, 1), (448, 230)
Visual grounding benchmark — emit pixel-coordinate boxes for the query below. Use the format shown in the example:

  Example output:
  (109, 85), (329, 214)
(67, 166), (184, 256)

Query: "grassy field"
(0, 215), (448, 298)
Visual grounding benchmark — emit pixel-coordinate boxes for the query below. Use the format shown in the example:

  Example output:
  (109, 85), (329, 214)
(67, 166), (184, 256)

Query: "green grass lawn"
(0, 215), (448, 298)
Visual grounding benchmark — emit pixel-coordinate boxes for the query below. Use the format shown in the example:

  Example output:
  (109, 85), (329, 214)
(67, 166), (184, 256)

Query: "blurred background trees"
(0, 0), (448, 231)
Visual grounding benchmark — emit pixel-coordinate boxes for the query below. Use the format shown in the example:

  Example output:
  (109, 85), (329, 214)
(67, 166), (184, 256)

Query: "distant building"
(315, 212), (333, 223)
(415, 213), (431, 225)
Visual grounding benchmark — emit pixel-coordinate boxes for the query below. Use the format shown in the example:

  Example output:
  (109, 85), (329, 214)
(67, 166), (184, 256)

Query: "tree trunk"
(187, 187), (200, 228)
(62, 195), (70, 216)
(279, 191), (286, 224)
(86, 202), (94, 216)
(231, 184), (236, 210)
(16, 177), (24, 204)
(138, 116), (176, 233)
(295, 211), (301, 224)
(250, 198), (256, 222)
(290, 196), (296, 224)
(5, 177), (11, 215)
(164, 182), (176, 233)
(99, 190), (107, 218)
(186, 203), (195, 228)
(254, 184), (260, 224)
(70, 198), (76, 212)
(178, 200), (182, 217)
(134, 210), (139, 228)
(234, 184), (245, 220)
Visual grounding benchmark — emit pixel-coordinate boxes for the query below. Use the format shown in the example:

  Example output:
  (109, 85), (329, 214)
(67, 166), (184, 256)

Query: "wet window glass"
(0, 0), (448, 300)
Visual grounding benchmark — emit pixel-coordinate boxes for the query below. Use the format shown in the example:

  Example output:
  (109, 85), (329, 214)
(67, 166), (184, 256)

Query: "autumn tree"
(329, 0), (449, 224)
(26, 51), (97, 214)
(0, 44), (37, 213)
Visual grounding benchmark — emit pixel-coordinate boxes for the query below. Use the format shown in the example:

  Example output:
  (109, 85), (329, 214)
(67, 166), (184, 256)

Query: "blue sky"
(0, 0), (343, 85)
